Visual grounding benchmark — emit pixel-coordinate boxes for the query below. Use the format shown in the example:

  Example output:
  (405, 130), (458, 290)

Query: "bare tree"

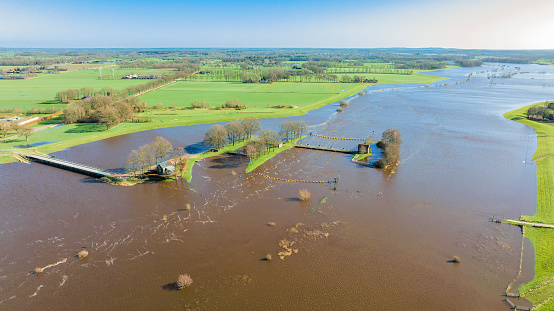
(172, 147), (189, 178)
(224, 122), (245, 145)
(279, 122), (294, 141)
(63, 103), (85, 124)
(0, 122), (10, 137)
(204, 124), (228, 149)
(151, 136), (173, 164)
(20, 125), (33, 141)
(259, 129), (280, 152)
(97, 106), (120, 129)
(382, 128), (402, 145)
(244, 144), (258, 161)
(293, 120), (308, 138)
(10, 122), (21, 134)
(138, 144), (155, 173)
(125, 149), (140, 175)
(240, 117), (261, 138)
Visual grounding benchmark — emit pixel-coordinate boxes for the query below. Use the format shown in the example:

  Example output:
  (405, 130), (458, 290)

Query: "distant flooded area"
(2, 63), (554, 310)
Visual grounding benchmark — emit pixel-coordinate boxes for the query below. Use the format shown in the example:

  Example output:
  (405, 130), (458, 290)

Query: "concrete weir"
(27, 154), (110, 178)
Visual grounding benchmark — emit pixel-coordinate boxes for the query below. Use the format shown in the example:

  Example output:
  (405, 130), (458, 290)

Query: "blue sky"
(1, 0), (553, 49)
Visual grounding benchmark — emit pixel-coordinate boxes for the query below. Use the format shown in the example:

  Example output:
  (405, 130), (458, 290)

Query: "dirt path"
(507, 219), (554, 228)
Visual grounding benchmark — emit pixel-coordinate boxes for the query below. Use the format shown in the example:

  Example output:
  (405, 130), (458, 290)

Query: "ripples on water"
(0, 63), (551, 309)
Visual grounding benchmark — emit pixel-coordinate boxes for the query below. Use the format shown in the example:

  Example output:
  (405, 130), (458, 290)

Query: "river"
(1, 63), (553, 310)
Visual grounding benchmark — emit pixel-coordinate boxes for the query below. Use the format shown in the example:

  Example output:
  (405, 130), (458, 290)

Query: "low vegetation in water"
(298, 189), (311, 201)
(374, 128), (402, 168)
(77, 250), (89, 259)
(176, 274), (193, 289)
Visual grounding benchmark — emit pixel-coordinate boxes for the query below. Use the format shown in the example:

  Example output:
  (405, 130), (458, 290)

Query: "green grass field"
(504, 103), (554, 310)
(0, 69), (169, 110)
(140, 81), (360, 109)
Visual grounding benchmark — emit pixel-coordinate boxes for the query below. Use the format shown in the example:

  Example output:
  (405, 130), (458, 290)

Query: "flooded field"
(1, 63), (553, 310)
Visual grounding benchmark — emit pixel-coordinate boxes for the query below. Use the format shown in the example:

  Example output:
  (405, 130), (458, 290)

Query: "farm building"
(155, 160), (175, 175)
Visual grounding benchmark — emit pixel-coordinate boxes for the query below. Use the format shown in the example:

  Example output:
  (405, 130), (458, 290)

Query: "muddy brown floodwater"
(1, 63), (552, 310)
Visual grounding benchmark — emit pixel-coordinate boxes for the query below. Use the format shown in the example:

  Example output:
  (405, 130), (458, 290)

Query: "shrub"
(267, 222), (276, 227)
(34, 267), (44, 274)
(376, 140), (386, 149)
(77, 250), (89, 259)
(339, 101), (349, 107)
(358, 91), (364, 96)
(298, 189), (311, 201)
(176, 274), (193, 289)
(185, 203), (191, 210)
(453, 256), (461, 263)
(336, 108), (343, 112)
(374, 159), (386, 169)
(265, 254), (272, 261)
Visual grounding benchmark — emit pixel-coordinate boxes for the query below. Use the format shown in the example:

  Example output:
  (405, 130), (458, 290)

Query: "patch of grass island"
(504, 102), (554, 310)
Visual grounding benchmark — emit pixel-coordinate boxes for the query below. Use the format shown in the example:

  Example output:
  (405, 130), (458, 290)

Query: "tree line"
(0, 121), (34, 141)
(204, 118), (308, 160)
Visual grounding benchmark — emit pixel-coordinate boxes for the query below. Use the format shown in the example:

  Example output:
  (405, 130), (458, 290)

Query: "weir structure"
(26, 154), (110, 178)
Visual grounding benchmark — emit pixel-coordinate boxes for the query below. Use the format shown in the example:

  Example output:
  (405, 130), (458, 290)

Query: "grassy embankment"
(504, 103), (554, 310)
(182, 136), (305, 183)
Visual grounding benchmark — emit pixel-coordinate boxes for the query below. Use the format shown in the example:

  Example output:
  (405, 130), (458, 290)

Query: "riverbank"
(504, 103), (554, 310)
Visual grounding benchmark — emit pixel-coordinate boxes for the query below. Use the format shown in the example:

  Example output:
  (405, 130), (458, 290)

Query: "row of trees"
(0, 122), (34, 141)
(203, 118), (308, 160)
(124, 136), (180, 175)
(204, 117), (262, 148)
(375, 128), (402, 168)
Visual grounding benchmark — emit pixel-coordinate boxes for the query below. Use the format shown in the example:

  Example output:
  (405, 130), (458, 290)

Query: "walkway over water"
(310, 134), (365, 141)
(294, 144), (357, 154)
(27, 154), (111, 178)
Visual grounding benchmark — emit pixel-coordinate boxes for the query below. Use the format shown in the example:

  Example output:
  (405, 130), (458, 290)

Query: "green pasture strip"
(245, 136), (305, 173)
(505, 103), (554, 310)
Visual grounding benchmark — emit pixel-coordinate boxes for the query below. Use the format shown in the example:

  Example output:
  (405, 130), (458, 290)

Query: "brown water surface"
(1, 63), (552, 310)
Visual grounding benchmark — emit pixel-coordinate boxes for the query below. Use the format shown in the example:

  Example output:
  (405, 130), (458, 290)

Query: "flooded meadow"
(2, 63), (554, 310)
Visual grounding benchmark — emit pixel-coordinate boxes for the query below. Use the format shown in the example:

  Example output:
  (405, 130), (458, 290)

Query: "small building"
(358, 144), (370, 154)
(155, 160), (175, 175)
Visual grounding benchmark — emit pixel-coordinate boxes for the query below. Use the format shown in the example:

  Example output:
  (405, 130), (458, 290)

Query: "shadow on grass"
(38, 116), (63, 126)
(65, 123), (105, 134)
(37, 100), (58, 105)
(161, 282), (179, 291)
